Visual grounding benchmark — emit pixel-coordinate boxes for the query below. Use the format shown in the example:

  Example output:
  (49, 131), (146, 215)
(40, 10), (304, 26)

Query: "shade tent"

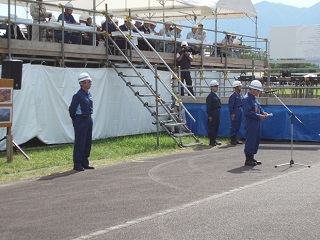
(2, 0), (256, 20)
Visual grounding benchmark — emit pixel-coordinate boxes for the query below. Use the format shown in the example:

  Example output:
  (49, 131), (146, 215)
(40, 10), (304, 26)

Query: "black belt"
(76, 114), (91, 118)
(235, 106), (242, 109)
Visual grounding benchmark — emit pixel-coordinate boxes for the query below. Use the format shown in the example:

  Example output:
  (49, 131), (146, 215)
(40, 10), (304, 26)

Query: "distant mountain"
(188, 1), (320, 49)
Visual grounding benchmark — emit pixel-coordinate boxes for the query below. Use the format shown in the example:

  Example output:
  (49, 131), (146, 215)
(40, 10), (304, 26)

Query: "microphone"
(264, 90), (278, 94)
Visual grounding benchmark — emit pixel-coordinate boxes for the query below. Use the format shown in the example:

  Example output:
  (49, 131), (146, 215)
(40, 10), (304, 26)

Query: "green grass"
(0, 133), (225, 183)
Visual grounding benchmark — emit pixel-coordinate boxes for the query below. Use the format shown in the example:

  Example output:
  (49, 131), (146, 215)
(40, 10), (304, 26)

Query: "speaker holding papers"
(1, 59), (23, 90)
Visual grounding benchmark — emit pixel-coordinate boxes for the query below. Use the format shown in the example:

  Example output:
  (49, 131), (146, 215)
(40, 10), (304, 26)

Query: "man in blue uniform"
(69, 73), (94, 171)
(243, 80), (269, 166)
(54, 3), (80, 44)
(206, 80), (221, 146)
(228, 80), (243, 145)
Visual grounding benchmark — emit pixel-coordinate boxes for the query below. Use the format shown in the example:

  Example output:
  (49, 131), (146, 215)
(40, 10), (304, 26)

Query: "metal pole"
(92, 0), (96, 46)
(8, 0), (12, 59)
(155, 64), (160, 147)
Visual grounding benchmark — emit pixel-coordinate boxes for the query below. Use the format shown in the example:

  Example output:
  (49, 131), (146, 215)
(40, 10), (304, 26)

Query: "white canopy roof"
(2, 0), (256, 21)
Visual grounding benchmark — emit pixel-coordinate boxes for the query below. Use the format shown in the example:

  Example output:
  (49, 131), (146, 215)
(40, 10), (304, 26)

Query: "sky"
(251, 0), (319, 8)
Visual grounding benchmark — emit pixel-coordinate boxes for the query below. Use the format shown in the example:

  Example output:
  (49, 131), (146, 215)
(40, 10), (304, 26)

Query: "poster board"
(270, 24), (320, 59)
(0, 79), (13, 127)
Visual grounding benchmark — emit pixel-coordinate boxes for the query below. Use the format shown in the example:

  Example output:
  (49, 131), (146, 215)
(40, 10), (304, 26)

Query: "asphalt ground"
(0, 141), (319, 240)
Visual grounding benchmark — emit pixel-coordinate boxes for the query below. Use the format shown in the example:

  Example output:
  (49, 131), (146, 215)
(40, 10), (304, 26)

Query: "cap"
(192, 24), (198, 29)
(210, 80), (219, 87)
(78, 73), (92, 83)
(65, 3), (73, 9)
(181, 41), (188, 47)
(176, 25), (183, 30)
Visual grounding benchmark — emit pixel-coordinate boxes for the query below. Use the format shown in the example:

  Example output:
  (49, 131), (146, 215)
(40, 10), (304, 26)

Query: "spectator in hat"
(55, 3), (80, 44)
(149, 22), (158, 35)
(133, 20), (143, 32)
(138, 21), (152, 50)
(159, 21), (174, 53)
(186, 24), (198, 40)
(101, 11), (117, 34)
(172, 25), (183, 38)
(79, 14), (98, 46)
(219, 32), (233, 57)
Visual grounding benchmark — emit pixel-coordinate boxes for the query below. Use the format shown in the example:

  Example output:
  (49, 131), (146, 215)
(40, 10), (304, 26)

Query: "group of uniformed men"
(206, 79), (270, 166)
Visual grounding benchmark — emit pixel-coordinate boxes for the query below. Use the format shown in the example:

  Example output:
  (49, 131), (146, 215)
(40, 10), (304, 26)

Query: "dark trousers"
(230, 109), (242, 136)
(73, 116), (93, 168)
(180, 70), (194, 96)
(207, 112), (220, 143)
(55, 31), (81, 44)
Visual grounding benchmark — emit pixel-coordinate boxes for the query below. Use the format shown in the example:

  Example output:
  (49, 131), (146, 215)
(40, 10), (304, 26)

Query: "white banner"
(0, 65), (172, 150)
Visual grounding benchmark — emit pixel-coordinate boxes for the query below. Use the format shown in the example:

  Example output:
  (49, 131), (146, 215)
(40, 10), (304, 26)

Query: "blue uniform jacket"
(206, 92), (221, 118)
(228, 91), (242, 114)
(243, 92), (264, 121)
(69, 88), (93, 119)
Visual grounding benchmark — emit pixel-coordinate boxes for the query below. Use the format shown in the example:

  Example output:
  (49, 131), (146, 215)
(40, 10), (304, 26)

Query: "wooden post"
(6, 127), (13, 162)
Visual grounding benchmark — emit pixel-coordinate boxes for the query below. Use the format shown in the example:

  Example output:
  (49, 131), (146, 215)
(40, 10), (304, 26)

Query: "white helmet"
(79, 14), (89, 22)
(181, 41), (188, 47)
(210, 80), (219, 87)
(65, 3), (73, 9)
(232, 80), (242, 88)
(78, 73), (92, 83)
(249, 80), (262, 91)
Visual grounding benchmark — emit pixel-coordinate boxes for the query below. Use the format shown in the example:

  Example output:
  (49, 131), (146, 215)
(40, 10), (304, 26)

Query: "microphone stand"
(272, 92), (311, 168)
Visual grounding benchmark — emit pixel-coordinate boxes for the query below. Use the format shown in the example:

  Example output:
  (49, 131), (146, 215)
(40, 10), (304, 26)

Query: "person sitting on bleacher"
(158, 21), (174, 53)
(101, 11), (117, 34)
(54, 3), (80, 44)
(186, 25), (198, 40)
(79, 15), (98, 46)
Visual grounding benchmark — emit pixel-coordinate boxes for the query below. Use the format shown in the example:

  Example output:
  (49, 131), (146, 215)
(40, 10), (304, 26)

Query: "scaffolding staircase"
(105, 18), (202, 147)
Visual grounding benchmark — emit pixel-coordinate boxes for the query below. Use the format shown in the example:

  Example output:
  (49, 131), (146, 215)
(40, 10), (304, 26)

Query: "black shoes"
(254, 159), (262, 165)
(244, 154), (262, 166)
(83, 166), (95, 169)
(245, 160), (257, 166)
(209, 141), (221, 146)
(73, 166), (94, 171)
(73, 166), (85, 171)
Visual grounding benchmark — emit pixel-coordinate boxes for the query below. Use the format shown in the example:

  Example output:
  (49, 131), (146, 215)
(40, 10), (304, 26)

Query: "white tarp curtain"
(2, 0), (256, 20)
(0, 65), (172, 150)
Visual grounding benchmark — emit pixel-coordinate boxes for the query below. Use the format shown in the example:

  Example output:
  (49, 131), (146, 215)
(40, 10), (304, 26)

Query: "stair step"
(173, 132), (194, 137)
(162, 122), (185, 126)
(135, 91), (155, 97)
(181, 142), (203, 147)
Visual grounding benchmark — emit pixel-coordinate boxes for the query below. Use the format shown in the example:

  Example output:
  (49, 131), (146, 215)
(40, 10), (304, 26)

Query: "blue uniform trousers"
(73, 116), (93, 168)
(244, 119), (261, 155)
(230, 109), (242, 136)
